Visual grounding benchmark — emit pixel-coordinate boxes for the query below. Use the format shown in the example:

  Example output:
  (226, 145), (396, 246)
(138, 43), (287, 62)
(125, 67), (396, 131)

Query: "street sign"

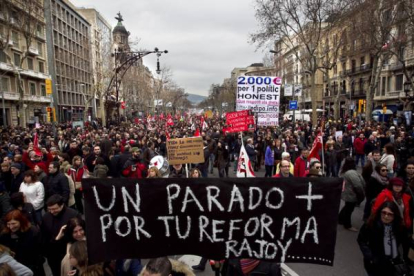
(289, 100), (298, 110)
(294, 84), (302, 96)
(45, 79), (52, 95)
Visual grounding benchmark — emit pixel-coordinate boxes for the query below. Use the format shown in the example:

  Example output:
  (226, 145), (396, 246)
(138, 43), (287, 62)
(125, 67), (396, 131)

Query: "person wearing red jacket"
(22, 148), (53, 171)
(122, 148), (147, 179)
(372, 177), (412, 229)
(353, 133), (367, 167)
(294, 148), (309, 177)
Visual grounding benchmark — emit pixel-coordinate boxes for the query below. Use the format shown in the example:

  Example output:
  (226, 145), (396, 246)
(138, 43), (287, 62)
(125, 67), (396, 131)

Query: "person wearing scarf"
(372, 178), (412, 229)
(364, 164), (389, 220)
(358, 201), (407, 276)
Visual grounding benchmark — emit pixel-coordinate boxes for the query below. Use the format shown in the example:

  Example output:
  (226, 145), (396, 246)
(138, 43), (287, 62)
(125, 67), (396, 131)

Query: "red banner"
(225, 110), (250, 133)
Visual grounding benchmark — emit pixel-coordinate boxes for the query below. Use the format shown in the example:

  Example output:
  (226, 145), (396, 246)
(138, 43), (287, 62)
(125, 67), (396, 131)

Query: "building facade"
(45, 0), (93, 122)
(75, 7), (112, 121)
(0, 0), (51, 126)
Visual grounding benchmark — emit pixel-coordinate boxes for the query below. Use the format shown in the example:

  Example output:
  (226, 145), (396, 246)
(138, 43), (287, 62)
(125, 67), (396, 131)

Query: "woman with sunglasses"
(372, 177), (412, 229)
(364, 164), (389, 220)
(358, 201), (407, 276)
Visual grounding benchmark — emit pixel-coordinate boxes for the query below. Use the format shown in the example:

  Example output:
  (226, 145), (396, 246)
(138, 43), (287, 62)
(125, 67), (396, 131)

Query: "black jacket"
(0, 226), (44, 275)
(10, 172), (24, 194)
(45, 171), (70, 204)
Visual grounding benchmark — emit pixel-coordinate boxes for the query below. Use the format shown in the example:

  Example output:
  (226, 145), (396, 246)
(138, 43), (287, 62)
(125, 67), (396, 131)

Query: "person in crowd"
(143, 141), (156, 167)
(334, 135), (348, 174)
(364, 135), (379, 156)
(307, 168), (322, 178)
(69, 156), (88, 213)
(363, 164), (389, 221)
(294, 148), (309, 177)
(358, 201), (407, 276)
(9, 192), (38, 227)
(122, 148), (147, 179)
(216, 141), (229, 178)
(0, 245), (33, 276)
(67, 140), (82, 163)
(245, 138), (257, 171)
(57, 217), (86, 276)
(189, 168), (202, 178)
(380, 143), (396, 178)
(273, 160), (293, 178)
(0, 210), (44, 275)
(254, 136), (265, 171)
(147, 167), (161, 178)
(308, 159), (322, 176)
(339, 157), (366, 232)
(41, 195), (79, 276)
(9, 163), (24, 195)
(44, 161), (70, 206)
(92, 157), (109, 178)
(0, 163), (12, 194)
(33, 163), (47, 184)
(206, 136), (217, 175)
(18, 170), (44, 223)
(324, 144), (337, 177)
(169, 164), (187, 178)
(273, 139), (283, 175)
(362, 149), (382, 184)
(0, 181), (11, 218)
(140, 257), (172, 276)
(274, 152), (294, 175)
(224, 259), (281, 276)
(354, 133), (367, 167)
(264, 140), (275, 177)
(372, 177), (412, 229)
(60, 163), (76, 209)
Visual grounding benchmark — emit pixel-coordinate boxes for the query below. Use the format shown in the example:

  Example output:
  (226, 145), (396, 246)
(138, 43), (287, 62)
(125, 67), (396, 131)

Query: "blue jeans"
(355, 154), (365, 167)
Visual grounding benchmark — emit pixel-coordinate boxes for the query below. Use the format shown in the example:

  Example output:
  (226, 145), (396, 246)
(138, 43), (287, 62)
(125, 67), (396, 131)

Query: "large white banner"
(236, 76), (281, 113)
(257, 112), (279, 126)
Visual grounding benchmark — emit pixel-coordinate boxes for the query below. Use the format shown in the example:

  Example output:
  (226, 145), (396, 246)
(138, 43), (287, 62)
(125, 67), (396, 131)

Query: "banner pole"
(185, 163), (189, 178)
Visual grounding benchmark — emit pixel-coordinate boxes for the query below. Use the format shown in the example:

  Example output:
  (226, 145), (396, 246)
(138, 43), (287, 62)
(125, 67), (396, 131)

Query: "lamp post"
(109, 47), (168, 123)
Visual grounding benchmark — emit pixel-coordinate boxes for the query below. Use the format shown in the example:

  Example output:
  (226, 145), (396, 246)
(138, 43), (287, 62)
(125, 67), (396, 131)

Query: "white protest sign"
(335, 131), (343, 141)
(284, 84), (293, 97)
(257, 112), (279, 126)
(236, 76), (281, 113)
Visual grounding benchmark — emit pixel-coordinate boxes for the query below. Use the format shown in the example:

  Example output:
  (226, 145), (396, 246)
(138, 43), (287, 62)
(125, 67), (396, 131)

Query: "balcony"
(28, 47), (39, 56)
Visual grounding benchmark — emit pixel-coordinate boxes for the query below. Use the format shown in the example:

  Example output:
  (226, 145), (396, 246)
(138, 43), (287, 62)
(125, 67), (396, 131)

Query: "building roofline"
(61, 0), (91, 26)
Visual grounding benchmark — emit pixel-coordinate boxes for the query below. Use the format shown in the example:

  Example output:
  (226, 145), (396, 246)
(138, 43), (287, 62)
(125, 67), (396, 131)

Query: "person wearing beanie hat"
(372, 177), (412, 228)
(122, 147), (146, 179)
(10, 163), (24, 194)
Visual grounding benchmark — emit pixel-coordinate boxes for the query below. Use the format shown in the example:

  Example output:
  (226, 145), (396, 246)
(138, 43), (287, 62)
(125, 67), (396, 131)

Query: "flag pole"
(321, 135), (325, 176)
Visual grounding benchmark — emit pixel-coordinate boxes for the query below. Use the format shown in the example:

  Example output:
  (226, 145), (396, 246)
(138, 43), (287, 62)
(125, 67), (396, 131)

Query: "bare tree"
(251, 0), (353, 125)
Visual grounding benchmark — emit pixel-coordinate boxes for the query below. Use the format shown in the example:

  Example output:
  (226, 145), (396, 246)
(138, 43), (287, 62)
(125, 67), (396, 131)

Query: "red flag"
(167, 114), (174, 126)
(166, 131), (170, 140)
(308, 135), (323, 161)
(33, 133), (42, 156)
(160, 113), (164, 120)
(194, 128), (200, 137)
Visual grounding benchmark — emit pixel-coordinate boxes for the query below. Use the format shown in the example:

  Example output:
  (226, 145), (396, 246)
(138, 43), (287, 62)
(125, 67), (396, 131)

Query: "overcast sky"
(70, 0), (267, 96)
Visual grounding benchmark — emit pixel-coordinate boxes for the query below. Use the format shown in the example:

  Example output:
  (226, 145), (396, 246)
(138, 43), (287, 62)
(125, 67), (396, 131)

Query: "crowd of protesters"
(0, 112), (413, 275)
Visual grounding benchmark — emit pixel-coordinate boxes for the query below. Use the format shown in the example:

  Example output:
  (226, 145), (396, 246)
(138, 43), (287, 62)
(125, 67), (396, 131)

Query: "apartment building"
(0, 0), (51, 126)
(45, 0), (93, 122)
(75, 7), (112, 121)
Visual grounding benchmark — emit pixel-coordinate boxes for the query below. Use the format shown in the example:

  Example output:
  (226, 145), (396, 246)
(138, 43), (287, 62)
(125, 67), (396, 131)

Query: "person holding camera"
(122, 148), (147, 179)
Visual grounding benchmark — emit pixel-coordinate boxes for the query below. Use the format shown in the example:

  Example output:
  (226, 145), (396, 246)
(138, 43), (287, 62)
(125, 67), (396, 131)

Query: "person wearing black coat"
(41, 195), (80, 276)
(363, 164), (389, 221)
(0, 209), (45, 275)
(358, 201), (407, 276)
(44, 161), (70, 206)
(9, 163), (24, 194)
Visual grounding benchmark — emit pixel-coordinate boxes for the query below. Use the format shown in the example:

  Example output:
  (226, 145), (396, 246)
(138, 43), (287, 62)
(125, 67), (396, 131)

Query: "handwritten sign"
(83, 178), (342, 266)
(167, 137), (204, 165)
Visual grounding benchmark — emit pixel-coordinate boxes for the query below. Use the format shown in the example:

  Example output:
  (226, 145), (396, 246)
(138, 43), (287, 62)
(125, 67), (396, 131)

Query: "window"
(0, 49), (6, 63)
(30, 82), (36, 96)
(37, 25), (43, 37)
(395, 75), (403, 91)
(11, 31), (19, 47)
(387, 76), (391, 92)
(27, 58), (34, 70)
(381, 77), (386, 95)
(40, 84), (46, 96)
(1, 77), (10, 92)
(13, 53), (20, 66)
(37, 42), (43, 56)
(38, 61), (44, 73)
(360, 56), (365, 67)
